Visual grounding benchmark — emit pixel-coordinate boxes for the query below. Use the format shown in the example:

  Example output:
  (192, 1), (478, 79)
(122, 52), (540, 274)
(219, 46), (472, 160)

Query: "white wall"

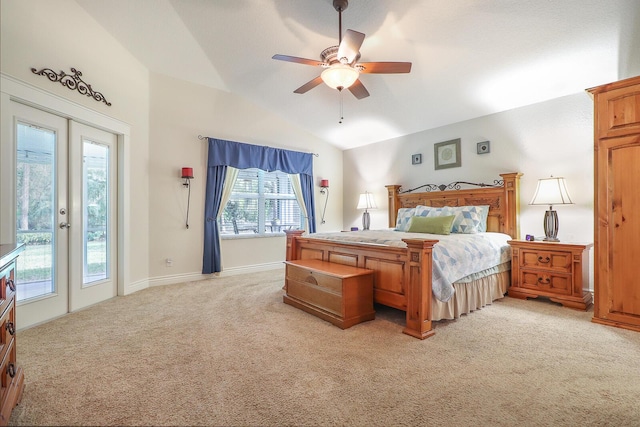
(147, 73), (344, 282)
(0, 0), (151, 286)
(343, 92), (595, 285)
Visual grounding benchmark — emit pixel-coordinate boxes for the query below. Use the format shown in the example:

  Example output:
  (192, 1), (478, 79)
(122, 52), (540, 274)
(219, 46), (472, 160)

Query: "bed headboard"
(386, 172), (522, 239)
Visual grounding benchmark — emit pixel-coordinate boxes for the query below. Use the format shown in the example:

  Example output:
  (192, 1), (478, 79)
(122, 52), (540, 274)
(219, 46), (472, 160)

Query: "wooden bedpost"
(499, 173), (522, 239)
(402, 238), (439, 339)
(386, 185), (402, 228)
(284, 229), (305, 261)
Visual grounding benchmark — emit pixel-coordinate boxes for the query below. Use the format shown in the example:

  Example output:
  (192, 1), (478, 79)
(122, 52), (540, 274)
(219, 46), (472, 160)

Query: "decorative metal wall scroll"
(399, 179), (504, 194)
(31, 67), (112, 106)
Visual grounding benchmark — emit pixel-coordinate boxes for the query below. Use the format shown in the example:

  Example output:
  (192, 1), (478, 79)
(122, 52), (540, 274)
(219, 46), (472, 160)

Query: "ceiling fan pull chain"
(339, 91), (344, 124)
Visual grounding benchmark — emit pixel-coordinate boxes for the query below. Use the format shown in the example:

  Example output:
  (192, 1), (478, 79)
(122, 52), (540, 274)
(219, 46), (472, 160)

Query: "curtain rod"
(197, 135), (319, 157)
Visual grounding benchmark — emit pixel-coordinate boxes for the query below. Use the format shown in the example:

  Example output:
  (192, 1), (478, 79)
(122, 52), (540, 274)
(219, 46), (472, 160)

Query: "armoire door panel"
(590, 75), (640, 333)
(589, 78), (640, 139)
(610, 144), (640, 317)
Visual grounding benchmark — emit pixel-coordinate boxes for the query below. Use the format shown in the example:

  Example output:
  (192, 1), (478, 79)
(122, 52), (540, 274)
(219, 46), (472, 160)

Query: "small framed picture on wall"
(434, 138), (461, 170)
(477, 141), (490, 154)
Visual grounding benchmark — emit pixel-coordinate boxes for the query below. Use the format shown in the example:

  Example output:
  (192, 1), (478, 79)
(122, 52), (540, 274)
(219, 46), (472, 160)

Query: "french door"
(10, 102), (117, 329)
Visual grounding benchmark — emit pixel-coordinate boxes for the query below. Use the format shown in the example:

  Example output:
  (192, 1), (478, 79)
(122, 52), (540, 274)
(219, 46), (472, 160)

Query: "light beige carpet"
(9, 268), (640, 426)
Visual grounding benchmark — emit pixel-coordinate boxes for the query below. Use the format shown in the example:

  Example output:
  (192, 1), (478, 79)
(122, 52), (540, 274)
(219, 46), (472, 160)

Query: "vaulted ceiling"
(76, 0), (639, 149)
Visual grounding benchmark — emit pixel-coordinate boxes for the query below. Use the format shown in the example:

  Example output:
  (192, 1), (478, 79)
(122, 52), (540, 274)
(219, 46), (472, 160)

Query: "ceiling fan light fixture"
(321, 64), (359, 90)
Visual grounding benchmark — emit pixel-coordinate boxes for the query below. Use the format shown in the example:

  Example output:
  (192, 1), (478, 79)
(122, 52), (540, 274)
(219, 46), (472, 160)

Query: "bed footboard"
(285, 230), (437, 339)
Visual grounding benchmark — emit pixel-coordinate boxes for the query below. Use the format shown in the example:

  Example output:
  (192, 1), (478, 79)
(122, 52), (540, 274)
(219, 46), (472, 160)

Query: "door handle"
(59, 222), (71, 229)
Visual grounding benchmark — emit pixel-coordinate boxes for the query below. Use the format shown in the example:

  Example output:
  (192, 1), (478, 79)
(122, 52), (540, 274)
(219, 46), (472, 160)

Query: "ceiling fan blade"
(348, 79), (370, 99)
(357, 62), (412, 74)
(337, 29), (365, 64)
(272, 54), (324, 67)
(293, 76), (324, 94)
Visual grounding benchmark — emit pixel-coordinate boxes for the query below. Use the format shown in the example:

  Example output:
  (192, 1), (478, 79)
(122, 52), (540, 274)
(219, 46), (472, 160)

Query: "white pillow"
(395, 208), (415, 231)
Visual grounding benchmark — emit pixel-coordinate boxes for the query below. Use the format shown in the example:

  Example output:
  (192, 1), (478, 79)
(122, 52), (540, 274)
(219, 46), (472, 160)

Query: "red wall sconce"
(182, 167), (194, 186)
(320, 179), (329, 194)
(182, 167), (194, 229)
(320, 179), (329, 224)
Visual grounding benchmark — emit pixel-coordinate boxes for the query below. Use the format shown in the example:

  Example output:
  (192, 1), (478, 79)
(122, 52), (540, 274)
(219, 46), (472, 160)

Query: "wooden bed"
(285, 172), (522, 339)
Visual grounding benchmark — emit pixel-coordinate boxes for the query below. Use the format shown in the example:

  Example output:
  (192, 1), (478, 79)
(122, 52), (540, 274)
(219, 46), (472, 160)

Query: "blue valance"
(207, 138), (313, 176)
(202, 137), (316, 274)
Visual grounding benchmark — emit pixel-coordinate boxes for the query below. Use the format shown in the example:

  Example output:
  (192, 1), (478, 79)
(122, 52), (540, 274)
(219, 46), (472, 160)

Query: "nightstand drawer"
(521, 270), (571, 295)
(520, 250), (571, 273)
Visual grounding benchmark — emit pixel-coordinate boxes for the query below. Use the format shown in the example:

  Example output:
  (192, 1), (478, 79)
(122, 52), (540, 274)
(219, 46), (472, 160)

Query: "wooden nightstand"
(507, 240), (592, 310)
(284, 259), (375, 329)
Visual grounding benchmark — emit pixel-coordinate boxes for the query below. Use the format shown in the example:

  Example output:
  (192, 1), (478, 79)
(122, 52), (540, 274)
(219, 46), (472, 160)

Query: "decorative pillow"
(414, 205), (451, 218)
(395, 208), (415, 231)
(448, 206), (488, 234)
(406, 215), (455, 235)
(475, 205), (490, 232)
(413, 205), (490, 233)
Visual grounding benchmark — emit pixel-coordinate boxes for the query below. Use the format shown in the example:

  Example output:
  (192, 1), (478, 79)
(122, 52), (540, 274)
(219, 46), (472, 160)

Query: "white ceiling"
(75, 0), (638, 150)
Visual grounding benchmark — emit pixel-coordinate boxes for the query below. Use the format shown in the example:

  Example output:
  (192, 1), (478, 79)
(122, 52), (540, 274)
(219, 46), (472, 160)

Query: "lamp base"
(362, 211), (370, 230)
(543, 209), (559, 242)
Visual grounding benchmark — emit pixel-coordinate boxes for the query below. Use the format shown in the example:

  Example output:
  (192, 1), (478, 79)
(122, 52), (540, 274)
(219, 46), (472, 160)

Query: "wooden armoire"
(588, 75), (640, 332)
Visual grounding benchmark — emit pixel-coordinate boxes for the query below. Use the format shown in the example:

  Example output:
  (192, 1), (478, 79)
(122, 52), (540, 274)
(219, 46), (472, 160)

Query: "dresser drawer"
(286, 264), (343, 295)
(0, 338), (15, 421)
(0, 263), (16, 321)
(520, 270), (571, 295)
(0, 304), (15, 366)
(520, 250), (571, 273)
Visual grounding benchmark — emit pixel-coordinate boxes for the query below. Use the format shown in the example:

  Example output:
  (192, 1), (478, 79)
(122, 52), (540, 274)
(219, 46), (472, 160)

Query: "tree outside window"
(219, 168), (303, 235)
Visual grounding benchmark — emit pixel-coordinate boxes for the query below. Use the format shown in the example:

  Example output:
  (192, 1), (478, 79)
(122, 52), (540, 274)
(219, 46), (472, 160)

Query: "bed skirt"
(431, 270), (510, 320)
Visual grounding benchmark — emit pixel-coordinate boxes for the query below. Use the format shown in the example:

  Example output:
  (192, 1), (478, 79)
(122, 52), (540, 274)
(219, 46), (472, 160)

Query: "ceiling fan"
(272, 0), (412, 99)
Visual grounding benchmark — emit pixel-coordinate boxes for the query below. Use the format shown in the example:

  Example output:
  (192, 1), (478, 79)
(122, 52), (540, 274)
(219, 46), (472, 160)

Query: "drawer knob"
(537, 256), (550, 264)
(6, 363), (15, 378)
(5, 321), (14, 336)
(538, 277), (551, 285)
(6, 279), (15, 292)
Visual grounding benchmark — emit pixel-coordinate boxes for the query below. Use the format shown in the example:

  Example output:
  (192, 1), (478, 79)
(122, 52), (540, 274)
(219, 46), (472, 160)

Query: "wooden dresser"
(284, 259), (375, 329)
(0, 244), (25, 426)
(588, 75), (640, 332)
(508, 240), (592, 310)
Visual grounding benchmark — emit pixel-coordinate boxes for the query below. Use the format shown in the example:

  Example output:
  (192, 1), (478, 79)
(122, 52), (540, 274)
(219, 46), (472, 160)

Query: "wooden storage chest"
(284, 259), (375, 329)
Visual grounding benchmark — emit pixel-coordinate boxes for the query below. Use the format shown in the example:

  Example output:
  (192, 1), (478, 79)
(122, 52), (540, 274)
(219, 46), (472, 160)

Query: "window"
(219, 168), (303, 235)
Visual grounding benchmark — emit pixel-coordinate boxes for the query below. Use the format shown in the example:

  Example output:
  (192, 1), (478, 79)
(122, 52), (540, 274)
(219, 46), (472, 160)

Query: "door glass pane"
(15, 122), (56, 301)
(83, 140), (109, 285)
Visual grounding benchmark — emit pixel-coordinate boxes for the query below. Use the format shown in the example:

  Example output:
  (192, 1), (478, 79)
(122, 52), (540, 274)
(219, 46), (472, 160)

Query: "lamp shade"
(181, 167), (194, 179)
(321, 64), (359, 90)
(529, 177), (573, 206)
(357, 192), (377, 210)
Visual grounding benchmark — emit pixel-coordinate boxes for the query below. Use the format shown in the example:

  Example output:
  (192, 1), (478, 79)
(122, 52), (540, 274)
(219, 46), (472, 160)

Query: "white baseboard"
(123, 278), (150, 295)
(146, 262), (285, 288)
